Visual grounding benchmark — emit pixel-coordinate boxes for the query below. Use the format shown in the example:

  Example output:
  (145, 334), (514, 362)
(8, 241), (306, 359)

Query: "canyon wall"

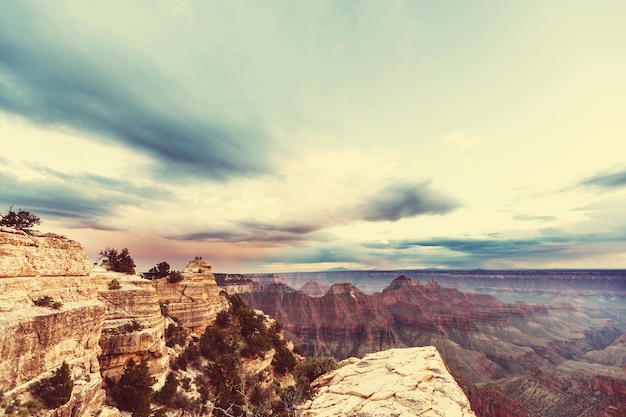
(0, 229), (106, 417)
(240, 275), (626, 417)
(244, 269), (626, 308)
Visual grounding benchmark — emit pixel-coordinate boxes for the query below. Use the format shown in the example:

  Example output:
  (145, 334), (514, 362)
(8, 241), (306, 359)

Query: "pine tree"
(33, 361), (73, 408)
(115, 358), (155, 417)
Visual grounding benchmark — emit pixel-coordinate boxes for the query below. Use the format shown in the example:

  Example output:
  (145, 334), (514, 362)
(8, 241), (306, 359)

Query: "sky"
(1, 1), (626, 273)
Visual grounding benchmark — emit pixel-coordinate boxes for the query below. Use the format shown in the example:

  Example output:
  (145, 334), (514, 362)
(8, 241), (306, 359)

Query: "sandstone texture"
(242, 275), (626, 417)
(302, 346), (475, 417)
(0, 227), (91, 277)
(93, 269), (168, 380)
(0, 230), (106, 416)
(154, 259), (228, 331)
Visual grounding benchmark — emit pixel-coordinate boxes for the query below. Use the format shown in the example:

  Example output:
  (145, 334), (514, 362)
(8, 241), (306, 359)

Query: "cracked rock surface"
(301, 346), (476, 417)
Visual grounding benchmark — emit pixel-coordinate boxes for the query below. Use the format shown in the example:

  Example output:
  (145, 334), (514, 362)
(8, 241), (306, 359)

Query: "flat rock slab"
(301, 346), (476, 417)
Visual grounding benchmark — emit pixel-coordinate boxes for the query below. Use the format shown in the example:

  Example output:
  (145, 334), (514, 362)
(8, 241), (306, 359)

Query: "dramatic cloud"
(168, 181), (460, 245)
(578, 168), (626, 190)
(0, 4), (271, 182)
(365, 231), (626, 261)
(0, 169), (166, 229)
(358, 182), (460, 222)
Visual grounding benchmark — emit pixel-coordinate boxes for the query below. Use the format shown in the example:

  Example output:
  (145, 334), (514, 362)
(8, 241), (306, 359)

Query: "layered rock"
(0, 230), (105, 416)
(301, 346), (475, 417)
(241, 276), (626, 417)
(214, 273), (263, 295)
(153, 259), (228, 331)
(94, 270), (168, 380)
(0, 227), (92, 277)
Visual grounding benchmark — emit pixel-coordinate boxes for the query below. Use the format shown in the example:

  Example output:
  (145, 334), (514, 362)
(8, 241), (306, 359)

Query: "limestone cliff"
(94, 269), (168, 381)
(0, 227), (92, 277)
(0, 230), (105, 417)
(154, 259), (228, 332)
(301, 346), (475, 417)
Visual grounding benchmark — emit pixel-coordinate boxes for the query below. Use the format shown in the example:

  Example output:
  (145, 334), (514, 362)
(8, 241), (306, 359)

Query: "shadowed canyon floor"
(236, 275), (626, 417)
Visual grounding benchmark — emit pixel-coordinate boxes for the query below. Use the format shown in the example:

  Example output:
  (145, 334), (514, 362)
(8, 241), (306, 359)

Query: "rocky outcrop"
(0, 227), (92, 277)
(0, 230), (105, 416)
(214, 273), (263, 295)
(251, 269), (626, 308)
(241, 276), (626, 417)
(94, 270), (168, 380)
(153, 259), (228, 331)
(298, 281), (330, 297)
(301, 346), (475, 417)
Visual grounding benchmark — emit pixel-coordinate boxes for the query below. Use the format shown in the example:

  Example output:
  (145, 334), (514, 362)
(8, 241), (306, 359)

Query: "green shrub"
(154, 373), (178, 406)
(167, 271), (184, 283)
(99, 247), (136, 274)
(108, 279), (121, 290)
(293, 357), (338, 400)
(32, 361), (73, 408)
(121, 319), (143, 333)
(114, 358), (155, 417)
(34, 296), (53, 307)
(51, 301), (63, 309)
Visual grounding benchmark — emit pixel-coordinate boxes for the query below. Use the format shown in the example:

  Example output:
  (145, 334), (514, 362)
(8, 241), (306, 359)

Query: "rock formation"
(154, 258), (228, 331)
(0, 229), (105, 416)
(245, 269), (626, 308)
(214, 272), (263, 295)
(94, 269), (169, 381)
(240, 276), (626, 417)
(301, 346), (475, 417)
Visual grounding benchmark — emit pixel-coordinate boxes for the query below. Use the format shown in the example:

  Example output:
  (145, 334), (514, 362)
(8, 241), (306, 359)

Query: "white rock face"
(302, 346), (476, 417)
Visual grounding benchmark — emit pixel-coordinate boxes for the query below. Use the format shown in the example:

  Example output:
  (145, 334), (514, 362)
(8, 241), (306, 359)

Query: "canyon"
(245, 269), (626, 309)
(0, 228), (475, 417)
(237, 275), (626, 417)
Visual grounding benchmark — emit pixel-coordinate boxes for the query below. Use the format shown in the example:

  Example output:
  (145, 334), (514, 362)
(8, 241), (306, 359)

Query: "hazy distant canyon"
(220, 271), (626, 417)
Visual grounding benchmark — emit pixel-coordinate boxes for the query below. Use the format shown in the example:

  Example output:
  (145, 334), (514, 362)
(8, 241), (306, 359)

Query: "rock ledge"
(302, 346), (476, 417)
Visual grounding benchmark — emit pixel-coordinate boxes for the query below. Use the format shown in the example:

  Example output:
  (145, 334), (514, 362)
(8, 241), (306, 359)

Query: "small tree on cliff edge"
(99, 247), (136, 274)
(114, 358), (155, 417)
(32, 361), (73, 408)
(0, 206), (41, 232)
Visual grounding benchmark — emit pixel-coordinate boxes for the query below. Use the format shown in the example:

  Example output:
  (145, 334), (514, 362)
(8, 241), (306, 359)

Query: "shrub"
(114, 358), (155, 417)
(99, 247), (136, 274)
(51, 301), (63, 309)
(108, 279), (121, 290)
(121, 319), (143, 333)
(148, 262), (170, 279)
(154, 373), (178, 406)
(293, 357), (338, 400)
(167, 271), (184, 283)
(34, 296), (53, 307)
(165, 323), (187, 348)
(0, 207), (41, 231)
(32, 361), (73, 408)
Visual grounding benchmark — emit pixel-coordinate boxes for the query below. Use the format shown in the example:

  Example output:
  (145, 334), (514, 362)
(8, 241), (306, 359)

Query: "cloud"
(577, 168), (626, 190)
(0, 3), (271, 182)
(358, 182), (460, 222)
(168, 181), (461, 244)
(365, 231), (626, 261)
(0, 169), (168, 230)
(167, 220), (334, 245)
(512, 214), (556, 223)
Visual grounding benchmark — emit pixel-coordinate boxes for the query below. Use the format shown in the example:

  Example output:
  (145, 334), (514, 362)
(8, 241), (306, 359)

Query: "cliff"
(241, 276), (626, 417)
(0, 227), (92, 277)
(301, 346), (475, 417)
(94, 270), (169, 381)
(248, 269), (626, 308)
(0, 230), (106, 417)
(154, 259), (229, 331)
